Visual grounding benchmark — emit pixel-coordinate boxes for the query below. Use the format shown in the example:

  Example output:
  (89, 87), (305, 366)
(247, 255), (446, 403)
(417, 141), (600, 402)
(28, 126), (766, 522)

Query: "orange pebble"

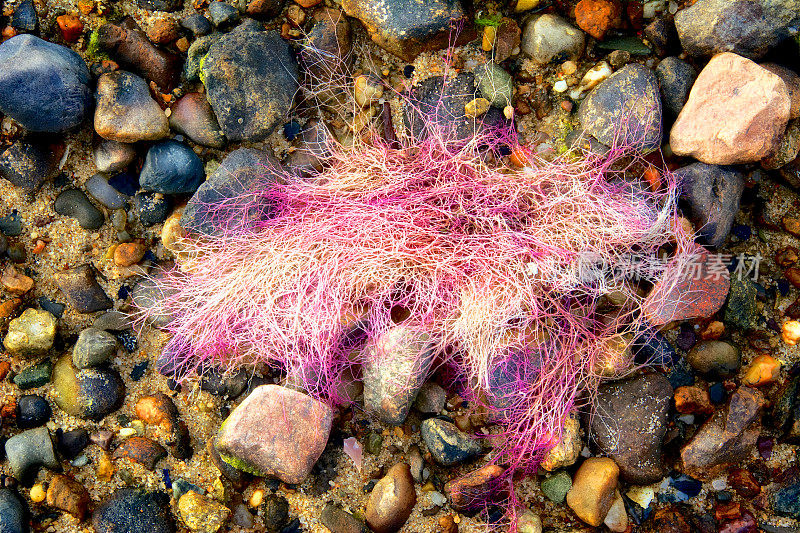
(643, 166), (661, 191)
(57, 15), (84, 43)
(510, 145), (532, 168)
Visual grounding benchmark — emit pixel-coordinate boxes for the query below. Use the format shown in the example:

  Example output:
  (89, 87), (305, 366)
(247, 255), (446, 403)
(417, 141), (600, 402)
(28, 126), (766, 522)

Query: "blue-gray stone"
(16, 395), (51, 429)
(93, 488), (174, 533)
(5, 426), (58, 481)
(86, 174), (128, 210)
(420, 418), (482, 466)
(140, 140), (205, 195)
(180, 13), (212, 36)
(634, 330), (677, 366)
(675, 163), (744, 248)
(577, 64), (663, 152)
(208, 1), (240, 28)
(134, 192), (172, 227)
(73, 327), (118, 369)
(655, 57), (696, 120)
(201, 26), (299, 142)
(11, 0), (37, 32)
(0, 212), (22, 236)
(0, 35), (91, 132)
(0, 489), (27, 533)
(181, 148), (280, 236)
(54, 189), (105, 231)
(0, 141), (56, 194)
(774, 482), (800, 518)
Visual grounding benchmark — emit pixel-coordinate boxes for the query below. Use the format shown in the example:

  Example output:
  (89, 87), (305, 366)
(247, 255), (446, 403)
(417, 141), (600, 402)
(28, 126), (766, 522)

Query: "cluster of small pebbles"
(0, 0), (799, 532)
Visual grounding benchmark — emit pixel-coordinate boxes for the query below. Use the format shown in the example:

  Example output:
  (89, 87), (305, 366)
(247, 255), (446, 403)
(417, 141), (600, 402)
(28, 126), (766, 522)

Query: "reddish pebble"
(114, 242), (146, 267)
(727, 468), (761, 498)
(786, 267), (800, 288)
(757, 436), (773, 460)
(574, 0), (622, 40)
(718, 510), (757, 533)
(715, 501), (741, 521)
(294, 0), (321, 6)
(57, 15), (84, 43)
(0, 361), (10, 381)
(560, 100), (573, 112)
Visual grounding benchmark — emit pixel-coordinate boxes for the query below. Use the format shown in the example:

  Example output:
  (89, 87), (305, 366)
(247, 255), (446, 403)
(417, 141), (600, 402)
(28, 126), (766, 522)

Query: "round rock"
(54, 189), (105, 231)
(201, 27), (299, 142)
(0, 34), (91, 132)
(365, 463), (416, 533)
(521, 14), (585, 65)
(686, 340), (741, 377)
(0, 490), (26, 533)
(139, 140), (205, 195)
(93, 488), (174, 533)
(655, 57), (696, 120)
(5, 426), (58, 481)
(420, 418), (482, 466)
(53, 355), (125, 421)
(3, 308), (57, 357)
(73, 327), (118, 368)
(16, 394), (52, 429)
(169, 92), (226, 149)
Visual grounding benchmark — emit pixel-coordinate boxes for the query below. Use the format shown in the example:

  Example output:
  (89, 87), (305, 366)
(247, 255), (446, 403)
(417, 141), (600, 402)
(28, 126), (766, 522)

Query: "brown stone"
(46, 474), (90, 520)
(214, 385), (333, 484)
(135, 392), (192, 460)
(674, 385), (714, 415)
(114, 242), (146, 267)
(679, 387), (764, 480)
(294, 0), (321, 6)
(787, 267), (800, 288)
(741, 354), (781, 386)
(762, 63), (800, 119)
(320, 503), (367, 533)
(56, 264), (112, 313)
(493, 17), (521, 64)
(652, 506), (691, 533)
(643, 250), (730, 326)
(145, 17), (180, 45)
(670, 52), (791, 165)
(0, 298), (21, 319)
(784, 216), (800, 238)
(574, 0), (622, 40)
(444, 464), (505, 512)
(113, 436), (168, 470)
(57, 15), (84, 43)
(0, 361), (10, 381)
(727, 468), (760, 498)
(246, 0), (285, 18)
(1, 265), (33, 295)
(365, 463), (416, 533)
(95, 17), (181, 90)
(566, 457), (619, 527)
(776, 246), (800, 267)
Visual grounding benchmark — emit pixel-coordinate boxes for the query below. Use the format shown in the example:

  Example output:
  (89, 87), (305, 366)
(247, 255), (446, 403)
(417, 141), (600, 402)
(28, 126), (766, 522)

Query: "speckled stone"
(5, 426), (58, 481)
(214, 385), (333, 483)
(365, 463), (416, 533)
(0, 140), (57, 194)
(444, 464), (505, 512)
(0, 489), (26, 533)
(3, 308), (56, 357)
(114, 436), (168, 470)
(541, 471), (572, 503)
(178, 491), (230, 532)
(93, 488), (174, 533)
(53, 355), (125, 421)
(420, 418), (482, 466)
(56, 264), (112, 313)
(94, 70), (169, 143)
(73, 327), (118, 368)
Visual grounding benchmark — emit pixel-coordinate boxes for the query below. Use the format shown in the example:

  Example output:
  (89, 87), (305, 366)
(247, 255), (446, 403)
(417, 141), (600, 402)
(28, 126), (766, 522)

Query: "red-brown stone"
(444, 464), (505, 512)
(574, 0), (622, 40)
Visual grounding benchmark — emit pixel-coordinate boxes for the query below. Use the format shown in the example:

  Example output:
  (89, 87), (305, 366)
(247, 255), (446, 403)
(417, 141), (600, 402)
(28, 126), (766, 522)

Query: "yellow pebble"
(97, 452), (116, 481)
(742, 354), (781, 386)
(482, 26), (497, 52)
(465, 97), (491, 118)
(30, 484), (46, 503)
(783, 320), (800, 346)
(515, 0), (540, 11)
(249, 489), (264, 508)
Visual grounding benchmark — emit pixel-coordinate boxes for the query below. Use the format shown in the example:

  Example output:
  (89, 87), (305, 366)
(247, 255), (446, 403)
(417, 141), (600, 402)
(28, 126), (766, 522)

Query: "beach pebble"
(566, 457), (620, 527)
(363, 326), (436, 425)
(590, 373), (672, 484)
(680, 387), (764, 480)
(114, 436), (168, 470)
(670, 53), (791, 164)
(136, 393), (192, 460)
(3, 308), (56, 357)
(11, 0), (38, 31)
(214, 385), (333, 483)
(603, 491), (628, 532)
(723, 276), (758, 330)
(413, 382), (446, 414)
(577, 64), (663, 151)
(1, 265), (33, 295)
(341, 0), (469, 61)
(131, 273), (176, 329)
(169, 93), (226, 149)
(46, 474), (90, 520)
(540, 412), (582, 471)
(655, 57), (696, 120)
(5, 426), (58, 481)
(0, 34), (91, 132)
(305, 8), (353, 79)
(140, 140), (205, 195)
(94, 71), (170, 143)
(73, 327), (118, 368)
(521, 14), (585, 64)
(56, 428), (90, 459)
(574, 0), (621, 40)
(178, 490), (230, 532)
(13, 361), (53, 390)
(686, 340), (741, 377)
(675, 163), (744, 247)
(201, 26), (298, 142)
(541, 471), (572, 503)
(184, 33), (221, 82)
(421, 418), (482, 466)
(262, 494), (290, 532)
(674, 385), (714, 415)
(134, 191), (172, 227)
(517, 509), (543, 533)
(774, 481), (800, 519)
(16, 394), (51, 429)
(114, 242), (147, 267)
(474, 62), (514, 108)
(365, 463), (416, 533)
(53, 355), (125, 420)
(208, 1), (239, 28)
(54, 189), (104, 231)
(444, 464), (505, 512)
(56, 264), (112, 313)
(94, 140), (137, 174)
(320, 503), (367, 533)
(0, 140), (57, 194)
(675, 0), (800, 59)
(180, 13), (212, 36)
(86, 174), (128, 210)
(93, 488), (174, 533)
(0, 490), (26, 533)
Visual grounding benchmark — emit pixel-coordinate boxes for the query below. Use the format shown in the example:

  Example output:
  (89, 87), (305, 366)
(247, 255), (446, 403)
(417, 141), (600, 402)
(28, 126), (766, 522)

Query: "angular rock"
(114, 436), (168, 470)
(654, 57), (696, 120)
(566, 457), (619, 527)
(178, 491), (230, 532)
(670, 53), (791, 165)
(56, 264), (112, 313)
(642, 250), (730, 326)
(365, 463), (416, 533)
(341, 0), (472, 62)
(686, 340), (741, 377)
(762, 63), (800, 120)
(245, 0), (286, 18)
(201, 27), (298, 143)
(675, 0), (800, 60)
(574, 0), (622, 40)
(53, 355), (125, 420)
(679, 387), (764, 480)
(214, 385), (333, 483)
(139, 140), (205, 195)
(46, 474), (90, 520)
(94, 71), (169, 143)
(169, 93), (226, 149)
(363, 325), (436, 425)
(96, 18), (181, 90)
(0, 34), (91, 132)
(208, 1), (240, 28)
(577, 63), (662, 151)
(11, 0), (38, 32)
(304, 8), (353, 80)
(413, 382), (446, 414)
(589, 373), (672, 484)
(135, 393), (192, 460)
(54, 189), (105, 231)
(93, 489), (174, 533)
(774, 482), (800, 519)
(724, 276), (758, 330)
(521, 14), (585, 65)
(540, 412), (582, 471)
(444, 464), (505, 512)
(675, 163), (744, 247)
(131, 272), (176, 329)
(421, 418), (482, 466)
(5, 426), (58, 481)
(182, 147), (281, 236)
(0, 141), (58, 194)
(4, 308), (56, 357)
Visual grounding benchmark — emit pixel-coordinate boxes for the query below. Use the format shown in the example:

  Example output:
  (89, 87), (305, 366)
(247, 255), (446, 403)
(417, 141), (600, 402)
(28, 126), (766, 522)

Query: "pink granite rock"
(670, 52), (791, 164)
(214, 385), (333, 484)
